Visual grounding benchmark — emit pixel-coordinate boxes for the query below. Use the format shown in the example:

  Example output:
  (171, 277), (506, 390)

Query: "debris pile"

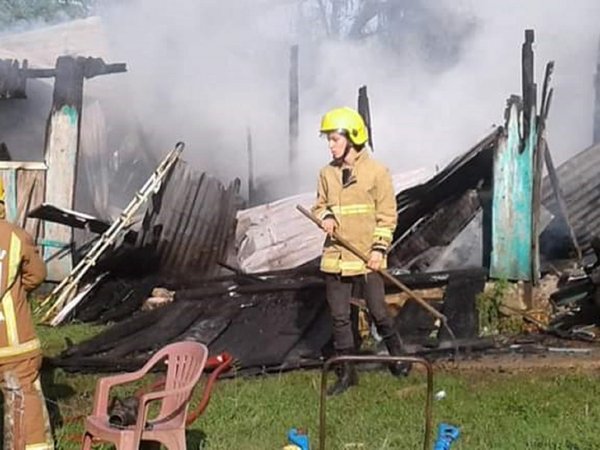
(53, 267), (487, 373)
(2, 25), (600, 375)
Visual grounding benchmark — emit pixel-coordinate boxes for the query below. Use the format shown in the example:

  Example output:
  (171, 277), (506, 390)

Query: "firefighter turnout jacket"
(312, 150), (397, 276)
(0, 220), (46, 362)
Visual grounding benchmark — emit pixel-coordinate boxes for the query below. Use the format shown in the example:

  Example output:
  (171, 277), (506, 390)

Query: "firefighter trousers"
(0, 353), (54, 449)
(325, 272), (396, 352)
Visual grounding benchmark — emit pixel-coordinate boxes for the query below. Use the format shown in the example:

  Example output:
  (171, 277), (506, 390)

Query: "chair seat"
(87, 415), (183, 432)
(85, 416), (135, 440)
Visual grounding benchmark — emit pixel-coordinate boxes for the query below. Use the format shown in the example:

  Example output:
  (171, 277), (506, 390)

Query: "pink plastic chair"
(82, 341), (209, 450)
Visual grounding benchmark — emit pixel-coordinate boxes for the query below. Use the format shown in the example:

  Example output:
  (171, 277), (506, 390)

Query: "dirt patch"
(434, 345), (600, 375)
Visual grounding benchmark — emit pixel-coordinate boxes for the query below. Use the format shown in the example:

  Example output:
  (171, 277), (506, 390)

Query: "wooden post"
(4, 371), (25, 450)
(532, 62), (555, 284)
(247, 128), (255, 206)
(594, 37), (600, 144)
(289, 45), (299, 173)
(42, 56), (126, 281)
(43, 56), (85, 281)
(521, 30), (535, 151)
(357, 85), (373, 150)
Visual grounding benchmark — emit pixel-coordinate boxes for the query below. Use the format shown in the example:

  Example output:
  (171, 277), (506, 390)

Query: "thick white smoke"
(6, 0), (599, 201)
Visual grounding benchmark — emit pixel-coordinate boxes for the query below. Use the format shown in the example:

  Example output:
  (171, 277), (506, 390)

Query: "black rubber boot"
(383, 333), (412, 377)
(327, 353), (358, 396)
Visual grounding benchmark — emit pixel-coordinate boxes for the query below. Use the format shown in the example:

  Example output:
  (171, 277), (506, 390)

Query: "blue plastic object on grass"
(288, 428), (310, 450)
(433, 423), (460, 450)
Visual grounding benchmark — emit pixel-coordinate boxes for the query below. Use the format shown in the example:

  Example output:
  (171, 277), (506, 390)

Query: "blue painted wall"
(490, 100), (537, 280)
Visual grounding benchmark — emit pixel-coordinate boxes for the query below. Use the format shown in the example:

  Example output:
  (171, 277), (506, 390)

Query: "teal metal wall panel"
(490, 101), (536, 280)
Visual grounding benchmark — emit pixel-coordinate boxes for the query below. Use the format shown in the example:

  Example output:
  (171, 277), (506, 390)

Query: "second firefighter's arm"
(20, 231), (47, 292)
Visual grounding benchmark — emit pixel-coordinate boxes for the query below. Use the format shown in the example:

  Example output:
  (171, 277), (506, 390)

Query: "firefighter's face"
(327, 132), (348, 160)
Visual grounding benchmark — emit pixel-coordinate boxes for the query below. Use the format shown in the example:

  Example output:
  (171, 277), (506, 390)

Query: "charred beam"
(594, 36), (600, 144)
(357, 85), (373, 150)
(289, 45), (299, 171)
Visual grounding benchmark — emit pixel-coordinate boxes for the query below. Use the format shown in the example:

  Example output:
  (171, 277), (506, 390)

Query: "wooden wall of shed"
(0, 167), (46, 239)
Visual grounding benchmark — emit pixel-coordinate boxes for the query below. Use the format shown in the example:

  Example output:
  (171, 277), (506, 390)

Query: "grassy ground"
(36, 325), (600, 450)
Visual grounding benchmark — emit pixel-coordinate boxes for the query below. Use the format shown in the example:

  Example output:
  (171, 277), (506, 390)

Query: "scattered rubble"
(1, 27), (600, 376)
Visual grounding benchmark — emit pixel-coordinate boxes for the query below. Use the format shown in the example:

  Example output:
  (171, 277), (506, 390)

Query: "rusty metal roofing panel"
(143, 160), (240, 275)
(541, 143), (600, 253)
(235, 169), (433, 274)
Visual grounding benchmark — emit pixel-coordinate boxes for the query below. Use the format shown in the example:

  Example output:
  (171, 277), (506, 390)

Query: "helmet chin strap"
(333, 144), (352, 166)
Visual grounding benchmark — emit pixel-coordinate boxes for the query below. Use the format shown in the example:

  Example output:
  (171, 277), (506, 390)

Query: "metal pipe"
(319, 355), (434, 450)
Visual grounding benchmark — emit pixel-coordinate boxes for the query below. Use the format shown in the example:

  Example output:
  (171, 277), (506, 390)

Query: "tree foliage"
(0, 0), (95, 31)
(298, 0), (475, 70)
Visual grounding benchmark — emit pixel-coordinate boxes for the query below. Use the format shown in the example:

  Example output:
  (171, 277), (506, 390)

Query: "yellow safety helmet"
(320, 107), (368, 146)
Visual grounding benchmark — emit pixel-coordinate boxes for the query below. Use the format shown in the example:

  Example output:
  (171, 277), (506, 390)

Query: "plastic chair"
(82, 341), (209, 450)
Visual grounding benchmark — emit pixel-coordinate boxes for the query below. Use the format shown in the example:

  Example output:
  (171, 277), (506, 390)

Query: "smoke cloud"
(10, 1), (600, 202)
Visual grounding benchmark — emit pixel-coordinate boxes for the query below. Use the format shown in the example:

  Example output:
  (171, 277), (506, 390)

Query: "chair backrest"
(149, 341), (208, 426)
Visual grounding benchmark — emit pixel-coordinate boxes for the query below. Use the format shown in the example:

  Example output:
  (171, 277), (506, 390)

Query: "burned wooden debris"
(2, 25), (600, 378)
(52, 268), (488, 373)
(28, 203), (110, 234)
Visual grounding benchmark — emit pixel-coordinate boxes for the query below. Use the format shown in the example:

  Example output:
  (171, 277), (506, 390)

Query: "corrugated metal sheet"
(541, 142), (600, 253)
(141, 160), (241, 275)
(236, 169), (433, 273)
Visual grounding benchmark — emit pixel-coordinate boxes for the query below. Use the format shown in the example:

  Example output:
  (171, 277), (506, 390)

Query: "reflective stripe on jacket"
(311, 151), (397, 276)
(0, 220), (46, 362)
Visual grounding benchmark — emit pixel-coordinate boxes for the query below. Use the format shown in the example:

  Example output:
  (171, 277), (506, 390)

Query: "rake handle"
(296, 205), (447, 323)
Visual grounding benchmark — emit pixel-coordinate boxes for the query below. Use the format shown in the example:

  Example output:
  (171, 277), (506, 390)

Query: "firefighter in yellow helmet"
(0, 177), (53, 448)
(312, 107), (411, 396)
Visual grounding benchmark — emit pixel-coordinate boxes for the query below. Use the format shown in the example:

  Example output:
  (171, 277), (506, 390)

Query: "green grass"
(35, 325), (600, 449)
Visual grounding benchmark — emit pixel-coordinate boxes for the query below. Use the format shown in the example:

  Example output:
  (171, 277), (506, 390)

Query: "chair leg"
(118, 433), (137, 450)
(156, 431), (187, 450)
(82, 432), (94, 450)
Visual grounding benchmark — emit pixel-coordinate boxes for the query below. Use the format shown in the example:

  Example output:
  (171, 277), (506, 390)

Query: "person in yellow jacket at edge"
(0, 178), (54, 448)
(312, 107), (411, 396)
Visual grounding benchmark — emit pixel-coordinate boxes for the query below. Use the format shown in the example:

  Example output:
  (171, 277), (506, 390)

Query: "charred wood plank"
(521, 29), (535, 153)
(357, 85), (373, 150)
(176, 280), (324, 300)
(289, 44), (299, 169)
(171, 317), (231, 347)
(96, 279), (156, 324)
(392, 129), (497, 242)
(75, 277), (155, 323)
(394, 300), (443, 344)
(62, 305), (173, 358)
(438, 271), (485, 341)
(390, 190), (482, 270)
(208, 289), (327, 367)
(103, 301), (206, 358)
